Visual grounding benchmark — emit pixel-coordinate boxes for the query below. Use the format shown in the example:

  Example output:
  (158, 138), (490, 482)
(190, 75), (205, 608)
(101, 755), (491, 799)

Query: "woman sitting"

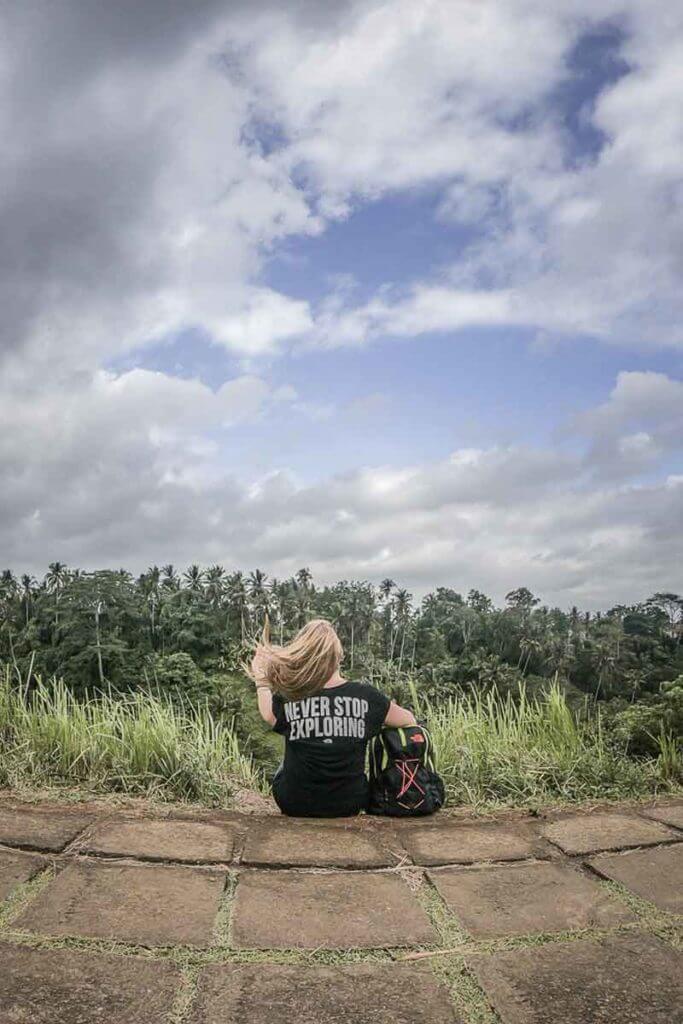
(250, 618), (416, 817)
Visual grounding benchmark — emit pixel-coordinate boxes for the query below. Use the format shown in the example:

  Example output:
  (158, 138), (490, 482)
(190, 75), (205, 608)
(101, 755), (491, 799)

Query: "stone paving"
(15, 859), (226, 946)
(85, 817), (235, 863)
(188, 963), (460, 1024)
(427, 860), (634, 938)
(587, 843), (683, 914)
(0, 796), (681, 1023)
(231, 869), (437, 948)
(241, 815), (396, 868)
(469, 933), (683, 1024)
(398, 820), (548, 866)
(0, 849), (45, 901)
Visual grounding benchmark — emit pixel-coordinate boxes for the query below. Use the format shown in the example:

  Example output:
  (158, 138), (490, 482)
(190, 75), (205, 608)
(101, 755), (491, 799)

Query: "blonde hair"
(248, 618), (343, 700)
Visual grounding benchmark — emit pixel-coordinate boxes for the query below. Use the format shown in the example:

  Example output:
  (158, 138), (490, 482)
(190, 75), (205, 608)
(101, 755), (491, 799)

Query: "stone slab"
(397, 821), (547, 866)
(642, 802), (683, 831)
(0, 849), (46, 901)
(189, 963), (459, 1023)
(85, 817), (234, 863)
(587, 843), (683, 913)
(428, 861), (634, 938)
(469, 933), (683, 1024)
(232, 869), (437, 948)
(0, 806), (92, 852)
(241, 819), (392, 868)
(0, 942), (181, 1024)
(542, 812), (674, 855)
(16, 859), (226, 946)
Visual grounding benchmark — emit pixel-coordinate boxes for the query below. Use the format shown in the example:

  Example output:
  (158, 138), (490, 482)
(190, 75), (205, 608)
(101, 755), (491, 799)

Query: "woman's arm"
(256, 685), (276, 727)
(383, 700), (417, 727)
(251, 648), (276, 727)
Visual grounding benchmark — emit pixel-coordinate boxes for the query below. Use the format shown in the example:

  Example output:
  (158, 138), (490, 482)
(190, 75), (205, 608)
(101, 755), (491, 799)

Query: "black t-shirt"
(270, 680), (391, 817)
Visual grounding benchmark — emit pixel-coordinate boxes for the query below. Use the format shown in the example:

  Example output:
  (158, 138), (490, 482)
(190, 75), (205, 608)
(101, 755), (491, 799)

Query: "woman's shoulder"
(342, 678), (390, 701)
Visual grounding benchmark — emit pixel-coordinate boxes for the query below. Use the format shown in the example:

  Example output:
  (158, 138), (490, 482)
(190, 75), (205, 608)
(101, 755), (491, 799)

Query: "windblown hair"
(247, 618), (343, 701)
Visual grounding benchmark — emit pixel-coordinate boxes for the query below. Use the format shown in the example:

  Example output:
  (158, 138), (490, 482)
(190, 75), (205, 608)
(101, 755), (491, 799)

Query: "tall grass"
(1, 668), (677, 811)
(413, 680), (678, 807)
(0, 669), (265, 804)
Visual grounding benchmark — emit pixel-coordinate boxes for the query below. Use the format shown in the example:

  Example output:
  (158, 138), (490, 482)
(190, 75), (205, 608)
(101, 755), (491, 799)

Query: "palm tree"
(205, 565), (226, 609)
(269, 578), (291, 644)
(292, 571), (312, 627)
(295, 567), (313, 590)
(393, 588), (412, 671)
(248, 569), (269, 625)
(45, 561), (69, 632)
(139, 566), (161, 648)
(161, 564), (179, 591)
(20, 574), (36, 627)
(227, 571), (248, 642)
(183, 564), (205, 594)
(379, 579), (395, 657)
(518, 635), (543, 673)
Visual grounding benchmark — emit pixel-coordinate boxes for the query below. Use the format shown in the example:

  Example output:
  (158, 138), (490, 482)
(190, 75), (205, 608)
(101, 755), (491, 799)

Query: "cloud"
(2, 365), (681, 608)
(2, 1), (681, 369)
(1, 2), (682, 609)
(570, 371), (683, 477)
(0, 1), (324, 377)
(227, 0), (683, 351)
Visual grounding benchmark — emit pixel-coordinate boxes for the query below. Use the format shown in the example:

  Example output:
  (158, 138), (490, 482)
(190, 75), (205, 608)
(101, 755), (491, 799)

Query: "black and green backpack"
(368, 724), (445, 816)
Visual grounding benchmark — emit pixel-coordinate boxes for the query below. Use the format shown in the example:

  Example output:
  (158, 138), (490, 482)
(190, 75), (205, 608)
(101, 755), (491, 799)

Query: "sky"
(1, 0), (682, 609)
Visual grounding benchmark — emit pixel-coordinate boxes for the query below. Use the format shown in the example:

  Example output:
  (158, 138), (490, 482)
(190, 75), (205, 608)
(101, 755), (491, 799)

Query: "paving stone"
(469, 932), (683, 1024)
(0, 941), (181, 1024)
(0, 849), (46, 901)
(85, 817), (234, 863)
(16, 859), (226, 946)
(232, 869), (437, 948)
(0, 806), (92, 852)
(587, 843), (683, 913)
(189, 962), (460, 1023)
(542, 811), (674, 855)
(241, 819), (393, 867)
(397, 821), (547, 866)
(642, 802), (683, 831)
(428, 861), (634, 938)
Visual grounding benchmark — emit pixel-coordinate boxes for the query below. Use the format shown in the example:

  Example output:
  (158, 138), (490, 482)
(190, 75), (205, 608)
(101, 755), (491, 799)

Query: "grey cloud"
(0, 0), (328, 372)
(2, 367), (681, 608)
(568, 372), (683, 478)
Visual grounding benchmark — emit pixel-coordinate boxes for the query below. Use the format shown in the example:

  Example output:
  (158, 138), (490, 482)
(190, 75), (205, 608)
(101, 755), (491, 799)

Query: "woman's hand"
(250, 646), (270, 686)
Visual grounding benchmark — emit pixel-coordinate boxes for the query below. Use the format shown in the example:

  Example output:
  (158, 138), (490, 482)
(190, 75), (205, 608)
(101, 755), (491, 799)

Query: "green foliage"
(2, 565), (681, 706)
(608, 676), (683, 763)
(422, 682), (676, 806)
(1, 563), (681, 806)
(0, 668), (265, 802)
(143, 652), (208, 699)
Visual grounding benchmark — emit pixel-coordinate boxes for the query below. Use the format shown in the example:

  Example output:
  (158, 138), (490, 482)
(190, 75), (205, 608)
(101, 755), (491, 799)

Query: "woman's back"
(249, 617), (416, 818)
(271, 679), (390, 817)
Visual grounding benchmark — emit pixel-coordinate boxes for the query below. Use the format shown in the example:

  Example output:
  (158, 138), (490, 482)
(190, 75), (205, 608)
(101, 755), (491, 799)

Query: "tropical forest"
(1, 564), (681, 810)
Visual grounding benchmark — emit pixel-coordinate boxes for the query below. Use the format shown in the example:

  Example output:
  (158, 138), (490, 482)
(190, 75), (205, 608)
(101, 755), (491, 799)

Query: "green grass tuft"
(422, 681), (673, 807)
(0, 669), (265, 804)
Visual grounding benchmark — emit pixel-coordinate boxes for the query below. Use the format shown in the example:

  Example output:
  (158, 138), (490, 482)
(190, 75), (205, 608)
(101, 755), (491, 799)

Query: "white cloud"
(2, 367), (681, 608)
(0, 3), (322, 378)
(1, 2), (682, 608)
(208, 289), (313, 355)
(569, 371), (683, 476)
(2, 1), (682, 368)
(224, 0), (683, 351)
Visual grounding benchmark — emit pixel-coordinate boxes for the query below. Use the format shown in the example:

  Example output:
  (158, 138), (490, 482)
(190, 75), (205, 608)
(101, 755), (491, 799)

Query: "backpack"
(367, 723), (446, 816)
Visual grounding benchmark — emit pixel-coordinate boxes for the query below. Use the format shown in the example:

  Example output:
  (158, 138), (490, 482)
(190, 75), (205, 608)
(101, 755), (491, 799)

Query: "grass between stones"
(0, 864), (56, 930)
(168, 967), (200, 1024)
(0, 844), (681, 1024)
